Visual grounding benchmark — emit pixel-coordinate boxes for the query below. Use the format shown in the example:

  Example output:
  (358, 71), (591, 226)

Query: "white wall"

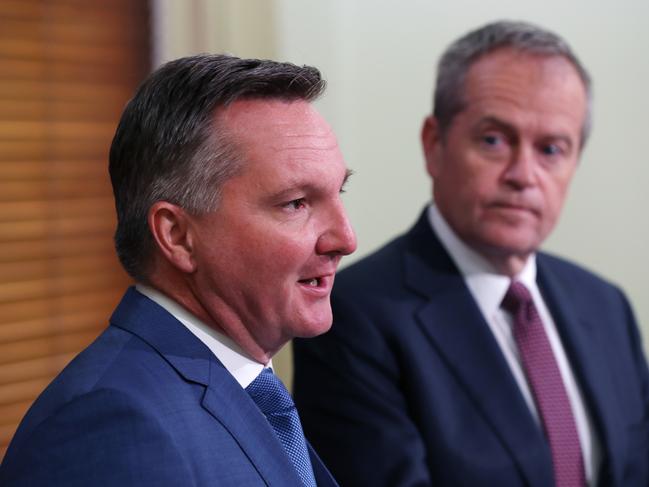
(274, 0), (649, 349)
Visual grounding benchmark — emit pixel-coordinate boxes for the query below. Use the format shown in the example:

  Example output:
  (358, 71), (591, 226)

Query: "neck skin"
(473, 246), (529, 277)
(147, 262), (275, 365)
(431, 203), (530, 278)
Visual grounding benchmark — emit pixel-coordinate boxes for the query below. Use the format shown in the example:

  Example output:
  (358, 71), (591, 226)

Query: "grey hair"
(109, 54), (326, 283)
(433, 20), (592, 146)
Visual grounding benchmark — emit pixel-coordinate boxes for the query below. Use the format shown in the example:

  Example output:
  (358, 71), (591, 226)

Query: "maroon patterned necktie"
(502, 281), (585, 487)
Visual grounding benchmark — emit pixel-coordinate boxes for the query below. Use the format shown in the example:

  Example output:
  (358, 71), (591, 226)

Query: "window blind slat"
(0, 198), (114, 220)
(0, 312), (109, 344)
(1, 17), (148, 46)
(0, 180), (113, 202)
(0, 236), (117, 262)
(0, 58), (144, 85)
(0, 330), (103, 367)
(0, 120), (117, 140)
(1, 254), (121, 282)
(0, 160), (109, 178)
(1, 291), (123, 324)
(0, 139), (110, 159)
(0, 99), (126, 121)
(0, 354), (77, 386)
(0, 273), (126, 304)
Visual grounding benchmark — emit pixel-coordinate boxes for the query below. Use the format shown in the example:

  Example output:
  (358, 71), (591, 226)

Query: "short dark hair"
(433, 20), (592, 145)
(109, 54), (326, 282)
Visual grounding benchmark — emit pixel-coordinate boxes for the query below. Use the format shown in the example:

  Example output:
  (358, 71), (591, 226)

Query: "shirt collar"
(135, 284), (268, 388)
(427, 204), (537, 317)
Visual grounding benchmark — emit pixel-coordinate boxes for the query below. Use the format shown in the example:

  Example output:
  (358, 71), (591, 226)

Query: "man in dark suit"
(0, 54), (356, 486)
(293, 20), (649, 486)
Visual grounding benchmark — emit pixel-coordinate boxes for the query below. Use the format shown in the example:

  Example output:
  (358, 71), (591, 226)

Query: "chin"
(478, 226), (540, 251)
(296, 315), (333, 338)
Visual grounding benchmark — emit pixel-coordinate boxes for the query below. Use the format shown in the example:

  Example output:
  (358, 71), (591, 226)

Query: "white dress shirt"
(427, 204), (601, 485)
(135, 284), (269, 388)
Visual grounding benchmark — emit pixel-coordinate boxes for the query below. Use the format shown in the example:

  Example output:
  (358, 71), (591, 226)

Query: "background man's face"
(188, 99), (356, 357)
(426, 49), (587, 268)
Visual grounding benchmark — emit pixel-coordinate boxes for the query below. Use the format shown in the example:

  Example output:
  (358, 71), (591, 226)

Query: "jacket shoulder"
(537, 251), (624, 295)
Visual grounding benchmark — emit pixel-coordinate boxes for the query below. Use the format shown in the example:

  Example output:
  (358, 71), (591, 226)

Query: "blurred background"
(1, 0), (647, 458)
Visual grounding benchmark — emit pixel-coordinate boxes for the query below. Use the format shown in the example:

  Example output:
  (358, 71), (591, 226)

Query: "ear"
(148, 201), (197, 274)
(421, 115), (443, 178)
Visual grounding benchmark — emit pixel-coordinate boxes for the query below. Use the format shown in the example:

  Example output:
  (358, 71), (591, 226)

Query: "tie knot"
(502, 281), (533, 315)
(246, 368), (295, 416)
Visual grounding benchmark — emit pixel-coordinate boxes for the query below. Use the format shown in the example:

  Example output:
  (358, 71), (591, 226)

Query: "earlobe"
(148, 202), (196, 274)
(421, 116), (442, 178)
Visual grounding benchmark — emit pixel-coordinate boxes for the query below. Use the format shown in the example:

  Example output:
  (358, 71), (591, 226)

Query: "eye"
(283, 198), (306, 211)
(479, 132), (507, 150)
(483, 134), (501, 146)
(540, 143), (563, 156)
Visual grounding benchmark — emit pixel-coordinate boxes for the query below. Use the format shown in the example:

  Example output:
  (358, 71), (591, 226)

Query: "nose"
(503, 145), (536, 189)
(317, 201), (357, 257)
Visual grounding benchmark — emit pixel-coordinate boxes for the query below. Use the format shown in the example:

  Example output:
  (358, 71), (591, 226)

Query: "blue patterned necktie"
(246, 368), (317, 487)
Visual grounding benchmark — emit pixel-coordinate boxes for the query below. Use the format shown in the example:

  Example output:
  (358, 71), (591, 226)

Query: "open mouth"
(298, 277), (322, 287)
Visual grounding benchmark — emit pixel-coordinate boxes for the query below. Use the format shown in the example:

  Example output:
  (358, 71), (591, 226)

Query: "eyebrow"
(266, 168), (355, 203)
(474, 116), (516, 136)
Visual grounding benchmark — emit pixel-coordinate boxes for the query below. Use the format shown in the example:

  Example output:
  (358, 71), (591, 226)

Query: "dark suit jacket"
(293, 210), (649, 487)
(0, 287), (337, 487)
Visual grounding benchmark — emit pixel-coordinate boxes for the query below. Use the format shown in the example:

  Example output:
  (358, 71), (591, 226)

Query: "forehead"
(216, 98), (345, 185)
(218, 98), (335, 149)
(460, 49), (587, 135)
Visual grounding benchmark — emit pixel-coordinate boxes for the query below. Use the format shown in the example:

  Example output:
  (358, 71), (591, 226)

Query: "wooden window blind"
(0, 0), (150, 458)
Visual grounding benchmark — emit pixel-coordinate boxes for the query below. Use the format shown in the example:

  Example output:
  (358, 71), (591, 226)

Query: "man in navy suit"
(0, 54), (356, 486)
(293, 21), (649, 486)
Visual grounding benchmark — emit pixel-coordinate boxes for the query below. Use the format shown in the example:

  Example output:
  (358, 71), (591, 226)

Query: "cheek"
(455, 152), (500, 190)
(227, 216), (320, 277)
(537, 180), (572, 234)
(260, 236), (314, 274)
(456, 170), (495, 209)
(546, 173), (573, 209)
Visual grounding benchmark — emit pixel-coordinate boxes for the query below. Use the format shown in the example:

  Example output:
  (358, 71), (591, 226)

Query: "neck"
(147, 272), (275, 364)
(476, 247), (529, 277)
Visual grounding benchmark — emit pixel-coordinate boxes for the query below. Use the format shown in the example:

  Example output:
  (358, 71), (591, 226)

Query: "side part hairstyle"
(109, 54), (325, 282)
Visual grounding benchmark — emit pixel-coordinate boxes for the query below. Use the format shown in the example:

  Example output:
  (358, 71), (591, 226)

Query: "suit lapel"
(403, 212), (554, 487)
(538, 260), (626, 485)
(202, 366), (339, 486)
(202, 360), (306, 486)
(110, 288), (306, 486)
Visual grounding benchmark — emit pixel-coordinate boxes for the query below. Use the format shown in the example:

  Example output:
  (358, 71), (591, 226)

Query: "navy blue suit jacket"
(1, 288), (337, 487)
(293, 210), (649, 486)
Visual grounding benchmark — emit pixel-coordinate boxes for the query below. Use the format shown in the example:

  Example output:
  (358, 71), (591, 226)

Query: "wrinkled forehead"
(461, 50), (588, 128)
(217, 98), (334, 143)
(212, 98), (344, 182)
(465, 49), (586, 93)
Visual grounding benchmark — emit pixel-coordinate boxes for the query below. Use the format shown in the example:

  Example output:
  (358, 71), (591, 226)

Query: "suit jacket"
(0, 287), (337, 487)
(293, 209), (649, 487)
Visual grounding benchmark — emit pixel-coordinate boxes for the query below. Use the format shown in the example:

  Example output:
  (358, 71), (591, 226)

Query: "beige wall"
(153, 0), (649, 385)
(152, 0), (277, 65)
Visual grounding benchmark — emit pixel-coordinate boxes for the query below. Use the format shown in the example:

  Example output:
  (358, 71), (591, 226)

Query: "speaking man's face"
(424, 48), (587, 273)
(187, 99), (356, 360)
